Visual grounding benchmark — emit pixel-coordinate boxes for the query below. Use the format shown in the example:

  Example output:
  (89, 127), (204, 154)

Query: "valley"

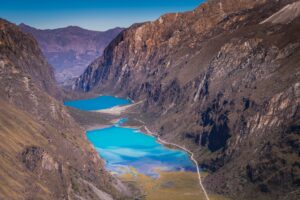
(73, 0), (300, 199)
(0, 0), (299, 199)
(64, 95), (229, 200)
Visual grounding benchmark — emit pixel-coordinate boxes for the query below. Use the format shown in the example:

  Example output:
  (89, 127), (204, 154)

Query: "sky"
(0, 0), (205, 31)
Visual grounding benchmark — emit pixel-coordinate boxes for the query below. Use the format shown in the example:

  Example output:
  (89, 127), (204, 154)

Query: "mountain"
(74, 0), (300, 199)
(0, 19), (130, 199)
(19, 23), (124, 84)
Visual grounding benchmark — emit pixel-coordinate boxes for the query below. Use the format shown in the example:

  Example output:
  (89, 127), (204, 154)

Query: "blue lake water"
(64, 95), (131, 111)
(65, 95), (196, 176)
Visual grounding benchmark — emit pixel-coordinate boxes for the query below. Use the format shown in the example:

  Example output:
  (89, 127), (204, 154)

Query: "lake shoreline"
(141, 125), (210, 200)
(66, 95), (211, 200)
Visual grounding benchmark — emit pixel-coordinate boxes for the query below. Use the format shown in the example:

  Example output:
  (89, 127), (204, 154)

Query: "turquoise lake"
(64, 95), (196, 176)
(64, 95), (131, 111)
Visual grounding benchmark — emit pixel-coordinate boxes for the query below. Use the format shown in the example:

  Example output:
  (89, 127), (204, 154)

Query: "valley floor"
(120, 169), (229, 200)
(68, 101), (231, 200)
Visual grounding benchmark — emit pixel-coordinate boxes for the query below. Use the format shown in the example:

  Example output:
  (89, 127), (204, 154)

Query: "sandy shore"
(94, 100), (143, 115)
(85, 124), (112, 131)
(84, 119), (121, 130)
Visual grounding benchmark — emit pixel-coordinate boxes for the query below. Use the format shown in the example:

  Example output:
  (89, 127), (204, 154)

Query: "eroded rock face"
(20, 146), (44, 171)
(74, 0), (300, 199)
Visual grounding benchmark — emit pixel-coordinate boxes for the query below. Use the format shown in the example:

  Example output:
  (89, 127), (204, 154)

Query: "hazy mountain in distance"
(19, 23), (124, 85)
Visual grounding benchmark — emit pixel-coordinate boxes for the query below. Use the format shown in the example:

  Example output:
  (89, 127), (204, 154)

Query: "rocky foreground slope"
(74, 0), (300, 199)
(0, 19), (130, 200)
(19, 24), (123, 84)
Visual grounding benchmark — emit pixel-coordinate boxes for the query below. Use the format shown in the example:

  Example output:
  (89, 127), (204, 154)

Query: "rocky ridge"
(0, 19), (131, 200)
(74, 0), (300, 199)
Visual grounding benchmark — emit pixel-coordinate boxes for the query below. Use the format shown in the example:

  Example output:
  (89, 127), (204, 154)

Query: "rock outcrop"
(19, 24), (123, 84)
(74, 0), (300, 199)
(0, 19), (129, 200)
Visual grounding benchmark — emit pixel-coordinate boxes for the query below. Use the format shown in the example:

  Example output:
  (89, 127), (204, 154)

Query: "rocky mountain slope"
(19, 24), (123, 84)
(74, 0), (300, 199)
(0, 19), (130, 200)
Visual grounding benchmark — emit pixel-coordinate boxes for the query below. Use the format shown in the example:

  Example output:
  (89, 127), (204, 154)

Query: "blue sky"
(0, 0), (205, 31)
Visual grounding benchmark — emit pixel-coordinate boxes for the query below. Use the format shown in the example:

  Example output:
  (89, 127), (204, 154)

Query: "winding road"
(97, 103), (211, 200)
(144, 126), (210, 200)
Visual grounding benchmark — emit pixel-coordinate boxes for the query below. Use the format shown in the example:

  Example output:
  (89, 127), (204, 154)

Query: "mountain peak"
(19, 23), (124, 84)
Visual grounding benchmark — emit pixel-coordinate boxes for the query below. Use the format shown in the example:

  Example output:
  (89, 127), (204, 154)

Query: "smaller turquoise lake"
(64, 95), (196, 176)
(64, 95), (131, 111)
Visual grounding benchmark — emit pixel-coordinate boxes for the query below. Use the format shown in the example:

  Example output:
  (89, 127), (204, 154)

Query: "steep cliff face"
(75, 0), (270, 93)
(19, 24), (123, 84)
(74, 0), (300, 199)
(0, 19), (129, 200)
